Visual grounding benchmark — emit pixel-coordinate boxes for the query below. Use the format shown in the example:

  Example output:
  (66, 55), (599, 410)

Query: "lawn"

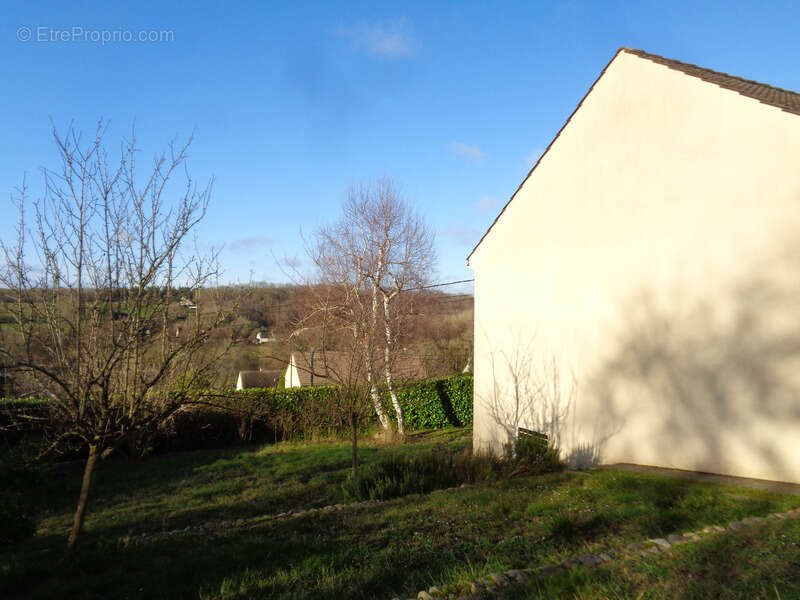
(2, 428), (799, 599)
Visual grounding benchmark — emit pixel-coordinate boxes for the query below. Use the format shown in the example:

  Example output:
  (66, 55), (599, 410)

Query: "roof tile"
(621, 47), (800, 116)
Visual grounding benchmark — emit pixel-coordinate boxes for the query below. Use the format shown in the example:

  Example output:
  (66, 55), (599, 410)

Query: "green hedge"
(226, 373), (473, 438)
(397, 375), (472, 429)
(234, 374), (472, 429)
(218, 383), (357, 443)
(0, 374), (474, 457)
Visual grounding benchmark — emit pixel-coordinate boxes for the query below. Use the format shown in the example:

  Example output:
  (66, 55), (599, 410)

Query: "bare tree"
(290, 285), (376, 476)
(0, 121), (232, 556)
(310, 178), (435, 436)
(479, 337), (576, 453)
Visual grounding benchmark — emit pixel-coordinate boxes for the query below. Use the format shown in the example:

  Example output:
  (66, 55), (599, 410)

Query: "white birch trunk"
(382, 292), (405, 436)
(367, 366), (391, 430)
(367, 243), (393, 432)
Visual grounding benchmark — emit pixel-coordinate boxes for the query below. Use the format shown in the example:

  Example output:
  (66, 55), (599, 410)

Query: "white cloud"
(449, 142), (485, 161)
(475, 195), (498, 213)
(334, 19), (415, 58)
(228, 236), (272, 252)
(524, 147), (545, 168)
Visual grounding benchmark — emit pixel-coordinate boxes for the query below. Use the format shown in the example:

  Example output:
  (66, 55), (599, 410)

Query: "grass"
(20, 428), (471, 541)
(499, 517), (800, 599)
(2, 428), (799, 599)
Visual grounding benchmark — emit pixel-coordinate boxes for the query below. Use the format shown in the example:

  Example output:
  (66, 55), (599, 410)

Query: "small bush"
(343, 444), (510, 501)
(343, 448), (461, 501)
(344, 432), (565, 503)
(513, 434), (563, 475)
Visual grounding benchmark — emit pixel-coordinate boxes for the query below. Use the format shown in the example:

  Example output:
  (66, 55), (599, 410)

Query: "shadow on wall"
(589, 238), (800, 480)
(477, 336), (611, 467)
(564, 443), (602, 470)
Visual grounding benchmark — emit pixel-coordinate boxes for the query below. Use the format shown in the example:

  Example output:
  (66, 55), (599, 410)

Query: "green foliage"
(0, 397), (47, 406)
(395, 375), (473, 429)
(227, 374), (473, 444)
(342, 444), (504, 501)
(227, 384), (355, 441)
(342, 432), (563, 503)
(0, 374), (474, 457)
(512, 433), (564, 475)
(343, 449), (459, 501)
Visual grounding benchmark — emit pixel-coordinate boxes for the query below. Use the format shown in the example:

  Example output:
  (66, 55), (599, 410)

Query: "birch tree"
(311, 178), (435, 436)
(0, 122), (231, 557)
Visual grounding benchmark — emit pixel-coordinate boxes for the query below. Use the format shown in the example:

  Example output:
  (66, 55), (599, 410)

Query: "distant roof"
(237, 370), (283, 388)
(466, 47), (800, 263)
(291, 350), (425, 387)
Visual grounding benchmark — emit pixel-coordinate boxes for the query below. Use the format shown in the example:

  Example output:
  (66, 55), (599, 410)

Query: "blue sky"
(2, 1), (800, 293)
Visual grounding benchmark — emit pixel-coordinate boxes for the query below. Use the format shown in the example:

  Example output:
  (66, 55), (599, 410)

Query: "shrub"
(512, 433), (563, 475)
(343, 448), (458, 501)
(342, 444), (504, 501)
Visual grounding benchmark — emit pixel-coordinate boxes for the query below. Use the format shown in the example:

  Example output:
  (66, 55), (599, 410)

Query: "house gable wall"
(470, 51), (800, 482)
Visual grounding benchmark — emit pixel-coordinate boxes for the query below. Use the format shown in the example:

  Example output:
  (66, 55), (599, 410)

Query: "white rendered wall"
(469, 51), (800, 483)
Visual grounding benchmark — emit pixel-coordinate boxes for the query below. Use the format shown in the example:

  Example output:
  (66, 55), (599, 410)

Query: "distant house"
(284, 350), (425, 388)
(236, 369), (284, 390)
(179, 296), (197, 310)
(255, 331), (274, 344)
(468, 47), (800, 483)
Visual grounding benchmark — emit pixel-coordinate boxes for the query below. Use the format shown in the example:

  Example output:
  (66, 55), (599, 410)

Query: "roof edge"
(467, 46), (800, 265)
(620, 47), (800, 112)
(466, 47), (627, 264)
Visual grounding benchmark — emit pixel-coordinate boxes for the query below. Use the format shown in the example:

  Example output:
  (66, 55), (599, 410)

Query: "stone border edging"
(392, 507), (800, 600)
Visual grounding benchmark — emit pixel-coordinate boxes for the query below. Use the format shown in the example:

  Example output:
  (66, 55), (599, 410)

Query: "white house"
(236, 369), (283, 390)
(284, 351), (342, 388)
(284, 350), (426, 388)
(255, 331), (274, 344)
(467, 47), (800, 483)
